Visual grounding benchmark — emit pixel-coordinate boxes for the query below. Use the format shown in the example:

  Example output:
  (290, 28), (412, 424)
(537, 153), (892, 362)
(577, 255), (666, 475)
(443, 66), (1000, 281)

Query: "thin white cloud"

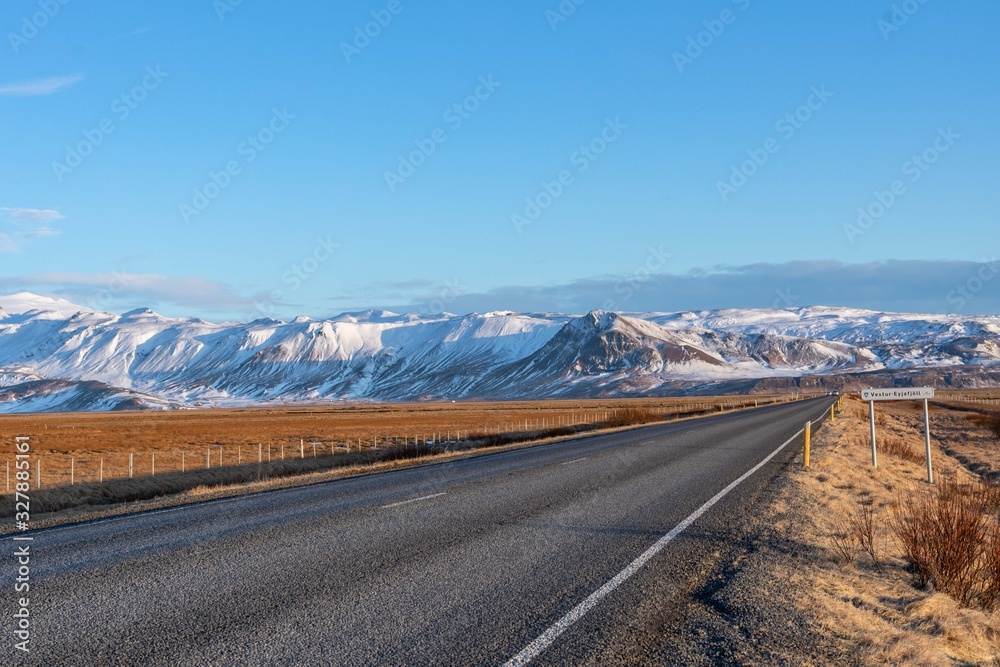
(0, 208), (66, 251)
(17, 229), (61, 239)
(2, 208), (65, 224)
(0, 272), (259, 314)
(376, 260), (1000, 317)
(0, 73), (84, 97)
(2, 261), (995, 321)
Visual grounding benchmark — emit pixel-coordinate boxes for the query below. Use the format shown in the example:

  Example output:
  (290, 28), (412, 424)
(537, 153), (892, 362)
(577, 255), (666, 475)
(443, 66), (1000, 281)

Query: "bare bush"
(984, 524), (1000, 610)
(983, 481), (1000, 514)
(830, 521), (856, 564)
(848, 502), (884, 572)
(890, 480), (998, 609)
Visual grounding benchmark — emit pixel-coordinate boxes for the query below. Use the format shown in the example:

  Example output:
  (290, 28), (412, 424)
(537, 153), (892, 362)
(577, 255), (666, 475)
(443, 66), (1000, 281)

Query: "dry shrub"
(879, 436), (923, 464)
(605, 408), (661, 428)
(848, 502), (884, 572)
(891, 480), (1000, 610)
(830, 521), (856, 564)
(471, 425), (578, 449)
(983, 481), (1000, 514)
(985, 526), (1000, 610)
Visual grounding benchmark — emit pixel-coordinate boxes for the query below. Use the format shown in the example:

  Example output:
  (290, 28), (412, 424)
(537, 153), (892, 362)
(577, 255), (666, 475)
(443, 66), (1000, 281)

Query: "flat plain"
(0, 396), (777, 490)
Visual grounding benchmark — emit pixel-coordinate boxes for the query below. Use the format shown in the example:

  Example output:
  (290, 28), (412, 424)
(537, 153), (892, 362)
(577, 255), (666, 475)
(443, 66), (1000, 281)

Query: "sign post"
(861, 388), (935, 483)
(923, 398), (934, 484)
(868, 400), (878, 468)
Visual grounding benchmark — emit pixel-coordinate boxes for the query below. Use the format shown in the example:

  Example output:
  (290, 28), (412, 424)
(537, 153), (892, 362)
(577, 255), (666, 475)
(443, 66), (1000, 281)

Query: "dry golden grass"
(0, 397), (783, 490)
(0, 395), (795, 520)
(787, 395), (1000, 665)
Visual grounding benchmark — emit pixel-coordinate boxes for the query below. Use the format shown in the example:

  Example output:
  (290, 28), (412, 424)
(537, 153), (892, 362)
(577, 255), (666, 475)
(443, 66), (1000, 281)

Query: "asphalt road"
(8, 397), (836, 666)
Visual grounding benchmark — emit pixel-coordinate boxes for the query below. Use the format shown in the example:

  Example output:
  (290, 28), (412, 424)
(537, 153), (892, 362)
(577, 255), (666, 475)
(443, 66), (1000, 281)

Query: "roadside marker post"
(861, 388), (935, 483)
(803, 421), (811, 467)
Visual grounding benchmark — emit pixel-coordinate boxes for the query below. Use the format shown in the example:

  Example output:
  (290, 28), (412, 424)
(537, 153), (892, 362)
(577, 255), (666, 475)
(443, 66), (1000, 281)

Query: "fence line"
(2, 396), (802, 493)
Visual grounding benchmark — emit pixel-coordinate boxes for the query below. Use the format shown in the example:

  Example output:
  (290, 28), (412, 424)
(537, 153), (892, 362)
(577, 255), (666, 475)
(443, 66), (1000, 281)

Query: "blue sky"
(1, 0), (998, 320)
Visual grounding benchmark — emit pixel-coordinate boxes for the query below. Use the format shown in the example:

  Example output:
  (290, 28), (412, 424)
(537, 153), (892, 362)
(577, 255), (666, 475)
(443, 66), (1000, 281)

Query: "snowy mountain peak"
(120, 307), (160, 320)
(0, 292), (89, 317)
(0, 301), (997, 412)
(333, 309), (404, 324)
(574, 310), (621, 330)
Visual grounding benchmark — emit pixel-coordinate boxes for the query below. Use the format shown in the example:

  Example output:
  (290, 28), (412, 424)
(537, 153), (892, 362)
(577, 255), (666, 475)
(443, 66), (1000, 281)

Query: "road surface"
(8, 397), (835, 666)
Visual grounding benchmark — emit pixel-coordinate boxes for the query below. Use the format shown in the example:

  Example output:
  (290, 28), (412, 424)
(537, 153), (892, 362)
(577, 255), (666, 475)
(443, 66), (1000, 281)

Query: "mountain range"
(1, 292), (998, 413)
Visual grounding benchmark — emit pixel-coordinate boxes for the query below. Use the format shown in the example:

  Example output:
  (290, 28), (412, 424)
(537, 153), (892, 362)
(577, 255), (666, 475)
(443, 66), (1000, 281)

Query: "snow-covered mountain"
(0, 292), (998, 412)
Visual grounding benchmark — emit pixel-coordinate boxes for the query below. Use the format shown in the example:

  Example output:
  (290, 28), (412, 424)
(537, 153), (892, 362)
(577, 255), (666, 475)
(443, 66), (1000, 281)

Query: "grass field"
(0, 396), (792, 502)
(938, 389), (1000, 406)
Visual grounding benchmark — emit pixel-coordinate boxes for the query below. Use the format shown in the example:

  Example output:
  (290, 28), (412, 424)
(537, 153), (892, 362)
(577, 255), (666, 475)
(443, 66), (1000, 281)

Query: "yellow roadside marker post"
(804, 421), (811, 467)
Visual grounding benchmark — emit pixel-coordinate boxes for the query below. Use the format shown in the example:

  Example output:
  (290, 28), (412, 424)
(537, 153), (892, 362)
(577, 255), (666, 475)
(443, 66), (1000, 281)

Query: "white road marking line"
(560, 458), (588, 466)
(502, 426), (809, 667)
(380, 492), (446, 509)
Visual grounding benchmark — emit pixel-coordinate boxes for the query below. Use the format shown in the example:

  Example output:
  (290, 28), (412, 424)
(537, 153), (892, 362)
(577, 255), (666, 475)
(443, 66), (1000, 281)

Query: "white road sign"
(861, 387), (935, 401)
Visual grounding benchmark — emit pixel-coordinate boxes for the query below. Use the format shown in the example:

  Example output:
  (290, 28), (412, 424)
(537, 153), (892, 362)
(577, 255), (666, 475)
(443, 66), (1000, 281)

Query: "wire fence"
(2, 397), (796, 493)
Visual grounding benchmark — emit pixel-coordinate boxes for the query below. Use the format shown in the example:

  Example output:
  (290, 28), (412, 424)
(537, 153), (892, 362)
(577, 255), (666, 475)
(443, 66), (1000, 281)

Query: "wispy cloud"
(17, 228), (61, 239)
(1, 208), (67, 252)
(0, 207), (66, 253)
(0, 73), (84, 97)
(3, 261), (995, 322)
(373, 261), (1000, 317)
(0, 272), (259, 316)
(2, 208), (65, 224)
